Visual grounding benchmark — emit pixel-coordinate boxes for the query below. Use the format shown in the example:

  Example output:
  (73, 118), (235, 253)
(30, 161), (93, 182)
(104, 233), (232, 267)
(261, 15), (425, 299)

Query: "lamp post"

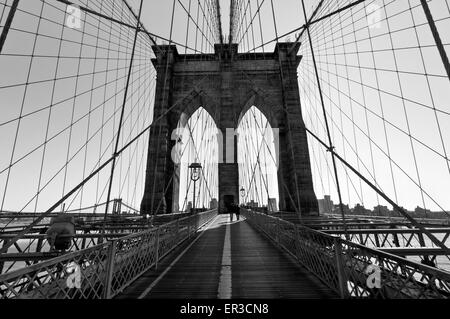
(240, 186), (245, 206)
(189, 163), (202, 213)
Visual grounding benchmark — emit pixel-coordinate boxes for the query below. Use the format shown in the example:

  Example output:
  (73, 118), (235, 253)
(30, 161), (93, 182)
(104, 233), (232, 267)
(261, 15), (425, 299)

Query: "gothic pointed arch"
(141, 43), (318, 215)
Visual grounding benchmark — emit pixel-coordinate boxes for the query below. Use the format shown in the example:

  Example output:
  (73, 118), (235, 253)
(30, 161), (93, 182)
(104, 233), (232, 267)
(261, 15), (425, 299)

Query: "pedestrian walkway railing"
(0, 209), (217, 299)
(0, 211), (204, 274)
(243, 209), (450, 299)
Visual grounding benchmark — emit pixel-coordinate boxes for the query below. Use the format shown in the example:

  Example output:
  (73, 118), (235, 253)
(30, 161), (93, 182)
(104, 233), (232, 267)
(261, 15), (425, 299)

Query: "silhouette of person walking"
(226, 202), (234, 222)
(235, 203), (240, 220)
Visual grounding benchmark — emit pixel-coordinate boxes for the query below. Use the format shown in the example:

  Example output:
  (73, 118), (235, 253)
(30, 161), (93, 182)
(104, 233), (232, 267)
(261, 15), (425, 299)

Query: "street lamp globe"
(189, 163), (202, 212)
(240, 186), (245, 202)
(189, 162), (202, 182)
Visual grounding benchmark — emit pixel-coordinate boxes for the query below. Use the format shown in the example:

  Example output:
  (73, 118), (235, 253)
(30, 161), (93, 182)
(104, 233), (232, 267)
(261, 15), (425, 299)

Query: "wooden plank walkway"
(116, 215), (338, 299)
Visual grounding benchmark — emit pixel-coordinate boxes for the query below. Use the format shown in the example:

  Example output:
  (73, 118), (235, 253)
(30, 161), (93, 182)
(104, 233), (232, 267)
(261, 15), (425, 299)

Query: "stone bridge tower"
(140, 42), (318, 216)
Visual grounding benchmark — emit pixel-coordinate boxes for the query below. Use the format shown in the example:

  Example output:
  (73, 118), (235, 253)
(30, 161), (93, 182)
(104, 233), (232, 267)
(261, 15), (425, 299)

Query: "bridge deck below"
(117, 215), (337, 299)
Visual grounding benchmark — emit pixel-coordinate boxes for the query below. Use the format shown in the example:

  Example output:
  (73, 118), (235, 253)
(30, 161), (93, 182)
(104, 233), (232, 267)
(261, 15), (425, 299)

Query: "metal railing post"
(295, 226), (301, 261)
(275, 217), (281, 245)
(175, 218), (180, 244)
(104, 241), (116, 299)
(187, 217), (192, 239)
(155, 227), (160, 270)
(333, 237), (348, 299)
(0, 240), (7, 274)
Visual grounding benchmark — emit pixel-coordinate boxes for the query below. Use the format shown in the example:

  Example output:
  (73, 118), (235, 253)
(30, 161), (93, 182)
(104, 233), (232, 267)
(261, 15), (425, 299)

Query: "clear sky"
(1, 0), (450, 215)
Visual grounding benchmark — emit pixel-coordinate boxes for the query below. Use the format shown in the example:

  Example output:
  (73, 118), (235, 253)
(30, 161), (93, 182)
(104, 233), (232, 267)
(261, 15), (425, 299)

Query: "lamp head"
(189, 162), (202, 182)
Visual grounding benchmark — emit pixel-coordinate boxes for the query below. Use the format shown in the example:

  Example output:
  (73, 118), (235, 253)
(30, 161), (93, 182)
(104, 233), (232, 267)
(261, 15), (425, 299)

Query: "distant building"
(373, 205), (390, 216)
(268, 198), (278, 213)
(209, 198), (218, 209)
(414, 206), (431, 218)
(318, 195), (333, 214)
(333, 204), (351, 215)
(353, 204), (371, 216)
(248, 200), (258, 208)
(187, 201), (192, 212)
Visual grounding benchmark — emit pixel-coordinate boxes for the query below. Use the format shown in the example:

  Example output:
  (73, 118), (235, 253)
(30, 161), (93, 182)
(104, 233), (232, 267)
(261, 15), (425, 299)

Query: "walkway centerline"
(217, 216), (232, 298)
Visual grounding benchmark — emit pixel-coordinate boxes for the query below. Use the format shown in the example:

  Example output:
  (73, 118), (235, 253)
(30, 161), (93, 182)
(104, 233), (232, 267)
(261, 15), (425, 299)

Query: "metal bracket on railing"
(155, 228), (160, 270)
(275, 217), (281, 245)
(333, 237), (348, 299)
(187, 221), (192, 239)
(295, 227), (301, 262)
(104, 240), (117, 299)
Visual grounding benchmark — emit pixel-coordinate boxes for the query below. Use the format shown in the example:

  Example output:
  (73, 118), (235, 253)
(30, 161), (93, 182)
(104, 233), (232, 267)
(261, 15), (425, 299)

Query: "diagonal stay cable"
(305, 127), (450, 253)
(0, 69), (211, 253)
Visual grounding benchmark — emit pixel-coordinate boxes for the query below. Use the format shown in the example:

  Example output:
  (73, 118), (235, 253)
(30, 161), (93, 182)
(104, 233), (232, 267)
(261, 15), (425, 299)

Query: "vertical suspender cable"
(300, 0), (348, 235)
(150, 0), (177, 215)
(103, 0), (144, 235)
